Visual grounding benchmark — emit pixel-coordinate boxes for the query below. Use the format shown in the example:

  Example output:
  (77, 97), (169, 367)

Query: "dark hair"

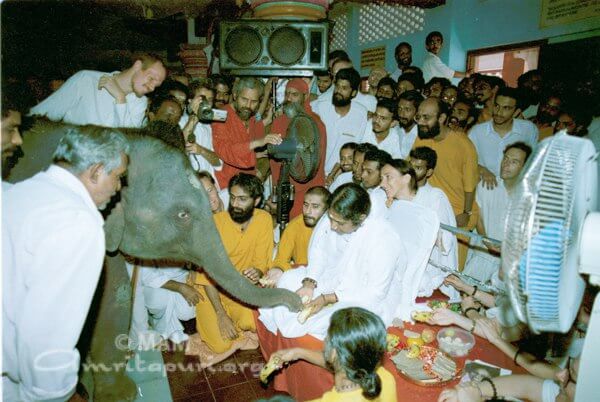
(426, 31), (443, 45)
(314, 69), (330, 78)
(341, 142), (358, 152)
(2, 81), (35, 117)
(329, 183), (371, 224)
(228, 173), (264, 202)
(210, 74), (233, 90)
(376, 98), (398, 120)
(427, 96), (450, 119)
(329, 49), (350, 62)
(335, 68), (361, 92)
(148, 94), (182, 115)
(398, 89), (424, 109)
(154, 79), (190, 101)
(504, 141), (533, 163)
(325, 307), (387, 399)
(410, 146), (437, 170)
(426, 77), (451, 91)
(402, 66), (423, 78)
(398, 72), (425, 91)
(143, 120), (186, 151)
(189, 78), (214, 98)
(363, 149), (392, 170)
(560, 102), (593, 135)
(377, 77), (397, 91)
(355, 142), (378, 155)
(476, 74), (506, 91)
(196, 170), (216, 185)
(395, 41), (412, 54)
(495, 87), (523, 110)
(517, 69), (541, 88)
(306, 186), (332, 208)
(385, 158), (418, 193)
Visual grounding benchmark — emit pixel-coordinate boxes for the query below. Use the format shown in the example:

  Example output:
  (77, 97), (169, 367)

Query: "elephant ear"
(105, 202), (125, 252)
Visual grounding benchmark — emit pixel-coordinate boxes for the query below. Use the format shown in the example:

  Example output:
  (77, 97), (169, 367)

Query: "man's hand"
(98, 75), (126, 104)
(295, 285), (314, 302)
(426, 307), (461, 326)
(479, 166), (498, 190)
(460, 296), (480, 312)
(269, 347), (300, 368)
(476, 317), (503, 345)
(242, 268), (263, 284)
(455, 212), (471, 228)
(217, 311), (238, 340)
(185, 142), (203, 155)
(305, 294), (328, 317)
(176, 283), (203, 306)
(250, 133), (282, 150)
(438, 383), (483, 402)
(443, 275), (469, 293)
(262, 268), (284, 288)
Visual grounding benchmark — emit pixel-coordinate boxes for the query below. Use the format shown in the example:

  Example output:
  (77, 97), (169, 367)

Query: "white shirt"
(312, 101), (368, 175)
(328, 171), (353, 193)
(30, 70), (148, 128)
(399, 124), (419, 159)
(422, 51), (455, 83)
(179, 114), (222, 182)
(3, 165), (105, 401)
(469, 119), (538, 176)
(361, 122), (403, 159)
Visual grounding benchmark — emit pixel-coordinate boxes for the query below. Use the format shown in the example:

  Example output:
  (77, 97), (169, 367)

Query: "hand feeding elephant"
(8, 119), (303, 401)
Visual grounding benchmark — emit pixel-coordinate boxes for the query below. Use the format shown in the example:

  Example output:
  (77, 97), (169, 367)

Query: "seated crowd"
(2, 28), (598, 402)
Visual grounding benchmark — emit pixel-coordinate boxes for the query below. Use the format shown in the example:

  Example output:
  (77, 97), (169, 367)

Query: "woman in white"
(259, 183), (406, 340)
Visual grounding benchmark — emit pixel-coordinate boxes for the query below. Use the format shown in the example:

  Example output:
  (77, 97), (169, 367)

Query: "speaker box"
(219, 20), (328, 77)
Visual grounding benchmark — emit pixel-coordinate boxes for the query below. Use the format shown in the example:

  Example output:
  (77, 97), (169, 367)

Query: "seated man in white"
(127, 260), (199, 348)
(463, 141), (532, 282)
(360, 98), (402, 159)
(326, 141), (356, 191)
(409, 147), (459, 300)
(258, 183), (406, 339)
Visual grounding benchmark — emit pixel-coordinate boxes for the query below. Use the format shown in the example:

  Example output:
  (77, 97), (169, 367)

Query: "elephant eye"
(177, 210), (190, 219)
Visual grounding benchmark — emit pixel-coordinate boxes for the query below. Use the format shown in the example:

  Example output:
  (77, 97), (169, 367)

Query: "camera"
(197, 101), (227, 122)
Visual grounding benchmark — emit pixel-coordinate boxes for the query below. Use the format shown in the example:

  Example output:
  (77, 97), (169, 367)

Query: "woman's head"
(328, 183), (370, 234)
(324, 307), (387, 399)
(380, 158), (418, 200)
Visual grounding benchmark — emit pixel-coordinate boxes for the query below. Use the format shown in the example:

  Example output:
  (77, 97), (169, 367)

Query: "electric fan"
(501, 131), (599, 401)
(268, 103), (320, 229)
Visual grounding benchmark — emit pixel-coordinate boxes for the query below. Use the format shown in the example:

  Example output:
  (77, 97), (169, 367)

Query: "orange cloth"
(537, 125), (554, 142)
(270, 110), (327, 219)
(212, 104), (265, 189)
(307, 367), (397, 402)
(271, 214), (313, 270)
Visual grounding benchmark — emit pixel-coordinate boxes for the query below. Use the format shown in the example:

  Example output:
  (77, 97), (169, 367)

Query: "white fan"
(501, 131), (599, 401)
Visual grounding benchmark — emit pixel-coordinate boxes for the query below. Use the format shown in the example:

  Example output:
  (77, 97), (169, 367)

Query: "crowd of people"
(2, 28), (598, 402)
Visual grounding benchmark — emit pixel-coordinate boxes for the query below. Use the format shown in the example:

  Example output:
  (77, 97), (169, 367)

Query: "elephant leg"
(88, 253), (137, 402)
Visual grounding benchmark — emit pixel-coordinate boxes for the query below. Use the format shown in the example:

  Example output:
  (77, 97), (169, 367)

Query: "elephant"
(7, 119), (302, 401)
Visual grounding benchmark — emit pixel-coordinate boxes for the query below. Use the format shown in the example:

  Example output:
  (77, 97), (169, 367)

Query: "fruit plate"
(391, 346), (462, 387)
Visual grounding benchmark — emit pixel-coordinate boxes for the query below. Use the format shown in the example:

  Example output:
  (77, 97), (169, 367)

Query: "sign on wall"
(540, 0), (600, 28)
(360, 46), (386, 70)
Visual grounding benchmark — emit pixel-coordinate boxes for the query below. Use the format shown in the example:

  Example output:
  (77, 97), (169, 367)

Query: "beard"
(228, 204), (254, 224)
(234, 103), (254, 121)
(448, 116), (467, 130)
(303, 215), (318, 228)
(398, 117), (414, 130)
(418, 121), (441, 139)
(332, 93), (351, 107)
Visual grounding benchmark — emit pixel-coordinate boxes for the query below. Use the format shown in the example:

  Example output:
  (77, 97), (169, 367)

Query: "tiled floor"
(163, 336), (291, 402)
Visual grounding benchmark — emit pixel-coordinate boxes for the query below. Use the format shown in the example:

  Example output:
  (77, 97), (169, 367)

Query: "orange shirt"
(272, 214), (313, 270)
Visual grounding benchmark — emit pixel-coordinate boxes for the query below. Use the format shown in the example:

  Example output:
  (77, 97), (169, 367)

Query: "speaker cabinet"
(219, 20), (328, 77)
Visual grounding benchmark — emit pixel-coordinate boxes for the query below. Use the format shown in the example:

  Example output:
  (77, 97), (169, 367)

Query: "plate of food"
(391, 345), (461, 386)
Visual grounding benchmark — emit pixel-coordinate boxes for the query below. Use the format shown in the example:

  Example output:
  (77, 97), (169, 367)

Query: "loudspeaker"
(219, 20), (328, 77)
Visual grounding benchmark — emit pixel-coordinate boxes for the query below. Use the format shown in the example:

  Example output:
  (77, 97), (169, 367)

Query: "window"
(467, 40), (546, 87)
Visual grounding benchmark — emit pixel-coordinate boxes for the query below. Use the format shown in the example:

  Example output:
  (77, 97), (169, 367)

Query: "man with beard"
(531, 93), (562, 141)
(360, 149), (391, 190)
(554, 104), (593, 137)
(361, 99), (402, 158)
(1, 88), (24, 189)
(447, 97), (477, 132)
(269, 79), (327, 219)
(375, 77), (397, 101)
(397, 72), (425, 96)
(30, 53), (167, 128)
(212, 74), (233, 109)
(351, 142), (377, 185)
(397, 89), (424, 158)
(313, 68), (369, 176)
(327, 142), (357, 191)
(474, 75), (505, 123)
(262, 186), (331, 287)
(517, 69), (543, 119)
(458, 76), (477, 103)
(413, 97), (479, 269)
(391, 42), (413, 82)
(469, 87), (538, 189)
(190, 173), (273, 367)
(212, 77), (283, 189)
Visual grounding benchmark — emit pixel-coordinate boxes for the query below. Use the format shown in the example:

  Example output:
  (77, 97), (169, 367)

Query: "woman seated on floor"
(268, 307), (397, 402)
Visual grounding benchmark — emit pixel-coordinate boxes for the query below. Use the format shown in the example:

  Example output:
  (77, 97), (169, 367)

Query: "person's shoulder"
(468, 120), (490, 136)
(213, 210), (229, 225)
(514, 118), (538, 133)
(349, 101), (368, 115)
(253, 208), (273, 224)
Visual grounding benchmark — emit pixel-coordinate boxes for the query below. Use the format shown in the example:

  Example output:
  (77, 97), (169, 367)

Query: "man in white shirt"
(469, 87), (538, 189)
(312, 68), (369, 175)
(326, 142), (356, 191)
(30, 53), (167, 128)
(180, 79), (223, 183)
(361, 98), (402, 158)
(1, 86), (24, 188)
(422, 31), (467, 83)
(3, 125), (129, 402)
(397, 89), (424, 158)
(390, 42), (413, 82)
(463, 141), (532, 282)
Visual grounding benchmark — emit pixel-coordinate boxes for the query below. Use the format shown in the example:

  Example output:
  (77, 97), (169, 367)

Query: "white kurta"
(463, 180), (509, 282)
(361, 122), (403, 159)
(422, 51), (455, 83)
(126, 262), (195, 347)
(399, 124), (418, 159)
(3, 165), (105, 402)
(468, 119), (538, 176)
(328, 171), (353, 192)
(258, 215), (406, 339)
(413, 183), (459, 300)
(312, 101), (368, 175)
(179, 114), (223, 184)
(30, 70), (148, 128)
